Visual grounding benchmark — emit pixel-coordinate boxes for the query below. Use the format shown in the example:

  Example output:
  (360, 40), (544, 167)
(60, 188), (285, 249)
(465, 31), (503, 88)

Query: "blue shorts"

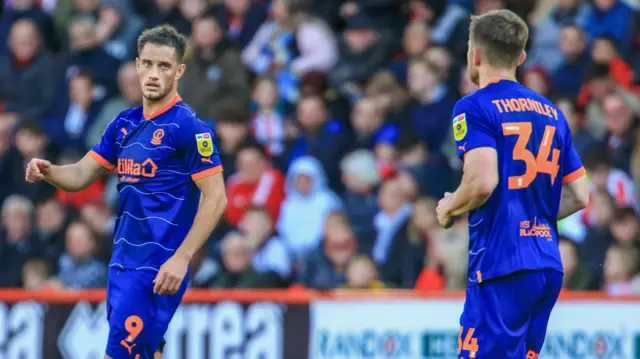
(105, 267), (188, 359)
(458, 269), (562, 359)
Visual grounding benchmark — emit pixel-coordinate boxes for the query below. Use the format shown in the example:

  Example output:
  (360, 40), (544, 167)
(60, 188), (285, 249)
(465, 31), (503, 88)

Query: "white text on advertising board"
(314, 329), (413, 358)
(0, 302), (43, 359)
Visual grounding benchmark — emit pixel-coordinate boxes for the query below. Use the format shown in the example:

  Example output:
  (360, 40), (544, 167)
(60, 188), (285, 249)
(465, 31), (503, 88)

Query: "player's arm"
(445, 147), (499, 217)
(25, 154), (109, 192)
(176, 173), (227, 261)
(558, 175), (589, 220)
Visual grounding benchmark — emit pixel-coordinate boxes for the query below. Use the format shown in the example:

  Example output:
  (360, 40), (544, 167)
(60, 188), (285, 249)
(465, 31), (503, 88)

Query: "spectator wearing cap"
(340, 149), (381, 252)
(284, 96), (352, 192)
(0, 0), (57, 54)
(225, 141), (286, 227)
(180, 13), (250, 121)
(406, 58), (456, 153)
(213, 0), (267, 49)
(330, 13), (393, 104)
(584, 0), (636, 58)
(0, 195), (39, 287)
(552, 24), (589, 97)
(0, 18), (55, 123)
(278, 156), (342, 261)
(525, 0), (590, 73)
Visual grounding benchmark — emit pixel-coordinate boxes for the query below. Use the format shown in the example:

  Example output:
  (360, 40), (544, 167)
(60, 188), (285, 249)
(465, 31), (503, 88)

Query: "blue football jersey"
(452, 79), (585, 284)
(89, 95), (222, 271)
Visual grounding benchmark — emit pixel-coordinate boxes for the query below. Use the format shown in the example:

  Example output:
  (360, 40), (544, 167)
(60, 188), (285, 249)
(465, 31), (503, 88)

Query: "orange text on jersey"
(117, 158), (158, 179)
(492, 98), (558, 120)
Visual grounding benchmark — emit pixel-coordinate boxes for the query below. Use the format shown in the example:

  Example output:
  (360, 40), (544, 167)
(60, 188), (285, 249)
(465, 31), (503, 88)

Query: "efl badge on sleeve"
(453, 113), (467, 141)
(196, 133), (214, 157)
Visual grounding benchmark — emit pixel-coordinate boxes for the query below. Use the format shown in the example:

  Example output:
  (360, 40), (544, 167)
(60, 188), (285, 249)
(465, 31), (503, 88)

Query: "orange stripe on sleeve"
(191, 165), (223, 181)
(562, 166), (586, 184)
(88, 150), (115, 171)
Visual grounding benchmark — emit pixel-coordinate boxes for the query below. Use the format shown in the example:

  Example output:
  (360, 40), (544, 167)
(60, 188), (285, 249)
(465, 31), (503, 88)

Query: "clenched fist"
(25, 158), (52, 183)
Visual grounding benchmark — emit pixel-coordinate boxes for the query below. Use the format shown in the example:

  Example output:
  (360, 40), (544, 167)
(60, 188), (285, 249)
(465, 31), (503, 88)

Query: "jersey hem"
(470, 266), (563, 286)
(88, 150), (115, 171)
(562, 166), (586, 184)
(191, 165), (223, 181)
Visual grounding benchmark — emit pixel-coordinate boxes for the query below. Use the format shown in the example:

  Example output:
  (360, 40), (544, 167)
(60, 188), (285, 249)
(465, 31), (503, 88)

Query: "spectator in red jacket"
(224, 141), (285, 227)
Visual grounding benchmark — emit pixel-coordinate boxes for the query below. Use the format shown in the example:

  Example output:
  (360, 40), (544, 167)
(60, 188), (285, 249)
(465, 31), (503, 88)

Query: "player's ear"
(175, 63), (186, 80)
(473, 48), (482, 66)
(517, 51), (527, 67)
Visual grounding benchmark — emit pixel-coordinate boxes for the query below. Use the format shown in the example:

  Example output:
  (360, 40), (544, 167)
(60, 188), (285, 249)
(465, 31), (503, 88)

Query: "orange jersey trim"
(88, 150), (115, 171)
(562, 166), (586, 184)
(476, 271), (483, 284)
(191, 165), (223, 181)
(143, 95), (182, 120)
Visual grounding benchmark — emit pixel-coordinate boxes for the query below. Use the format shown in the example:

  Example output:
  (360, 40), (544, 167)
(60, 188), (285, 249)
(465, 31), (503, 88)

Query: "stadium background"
(1, 0), (640, 358)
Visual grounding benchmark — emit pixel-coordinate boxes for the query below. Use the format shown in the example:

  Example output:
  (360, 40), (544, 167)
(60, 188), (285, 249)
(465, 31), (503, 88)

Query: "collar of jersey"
(143, 95), (182, 120)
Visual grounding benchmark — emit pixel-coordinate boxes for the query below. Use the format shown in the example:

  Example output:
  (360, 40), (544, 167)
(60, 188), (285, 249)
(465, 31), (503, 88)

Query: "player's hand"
(25, 158), (52, 183)
(436, 192), (454, 229)
(153, 254), (189, 295)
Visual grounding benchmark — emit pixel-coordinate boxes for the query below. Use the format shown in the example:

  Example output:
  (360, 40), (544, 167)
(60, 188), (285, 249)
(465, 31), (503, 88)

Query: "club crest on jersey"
(453, 113), (467, 141)
(196, 133), (213, 157)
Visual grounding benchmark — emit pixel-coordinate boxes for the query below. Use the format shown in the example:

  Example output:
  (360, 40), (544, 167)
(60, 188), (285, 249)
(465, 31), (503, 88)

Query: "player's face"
(467, 41), (480, 86)
(136, 43), (185, 102)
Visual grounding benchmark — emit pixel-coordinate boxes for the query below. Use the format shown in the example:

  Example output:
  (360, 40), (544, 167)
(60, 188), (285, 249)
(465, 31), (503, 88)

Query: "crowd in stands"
(1, 0), (640, 295)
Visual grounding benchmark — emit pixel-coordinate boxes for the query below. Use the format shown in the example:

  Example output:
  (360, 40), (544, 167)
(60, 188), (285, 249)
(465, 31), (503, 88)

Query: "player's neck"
(143, 90), (179, 118)
(478, 68), (518, 89)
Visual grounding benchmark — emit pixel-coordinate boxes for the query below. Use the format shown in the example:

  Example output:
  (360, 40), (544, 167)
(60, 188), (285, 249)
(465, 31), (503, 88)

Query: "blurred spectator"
(0, 19), (55, 123)
(95, 0), (143, 61)
(251, 77), (285, 156)
(79, 201), (115, 248)
(242, 0), (337, 103)
(580, 191), (617, 288)
(21, 258), (50, 289)
(285, 96), (352, 191)
(343, 255), (386, 289)
(584, 0), (636, 57)
(364, 70), (410, 124)
(3, 121), (52, 202)
(144, 0), (192, 36)
(406, 58), (456, 152)
(53, 220), (107, 289)
(278, 156), (342, 261)
(559, 236), (592, 291)
(410, 197), (444, 291)
(240, 207), (292, 283)
(592, 35), (635, 91)
(0, 195), (38, 287)
(181, 14), (249, 121)
(523, 66), (552, 98)
(602, 92), (638, 174)
(610, 207), (640, 249)
(211, 231), (283, 288)
(552, 25), (589, 97)
(225, 141), (286, 227)
(373, 177), (420, 288)
(338, 0), (407, 38)
(555, 96), (597, 155)
(215, 103), (252, 179)
(330, 13), (392, 103)
(298, 212), (357, 289)
(458, 68), (478, 97)
(189, 247), (218, 288)
(340, 149), (380, 251)
(350, 98), (398, 150)
(0, 114), (19, 203)
(34, 198), (69, 271)
(0, 0), (57, 54)
(213, 0), (267, 49)
(525, 0), (589, 73)
(603, 244), (638, 295)
(388, 20), (431, 85)
(395, 131), (455, 198)
(47, 71), (103, 151)
(87, 62), (141, 148)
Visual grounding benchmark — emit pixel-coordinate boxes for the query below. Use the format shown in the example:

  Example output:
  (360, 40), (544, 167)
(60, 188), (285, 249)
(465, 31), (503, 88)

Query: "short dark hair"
(469, 9), (529, 68)
(17, 120), (46, 137)
(583, 145), (612, 170)
(613, 207), (638, 223)
(216, 101), (250, 125)
(395, 130), (426, 155)
(236, 138), (267, 159)
(586, 63), (611, 82)
(137, 25), (187, 62)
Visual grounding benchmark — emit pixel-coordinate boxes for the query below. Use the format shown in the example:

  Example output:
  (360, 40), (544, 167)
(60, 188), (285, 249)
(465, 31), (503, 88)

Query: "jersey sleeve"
(561, 128), (586, 184)
(175, 118), (223, 181)
(452, 98), (497, 160)
(88, 117), (119, 171)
